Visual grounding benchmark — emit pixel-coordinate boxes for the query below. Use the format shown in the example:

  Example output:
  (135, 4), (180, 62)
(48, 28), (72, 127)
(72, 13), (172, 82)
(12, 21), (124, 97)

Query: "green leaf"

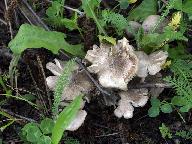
(22, 123), (42, 143)
(82, 0), (106, 35)
(160, 103), (173, 113)
(119, 0), (129, 9)
(171, 96), (187, 106)
(98, 35), (116, 45)
(150, 97), (161, 107)
(40, 118), (54, 135)
(183, 0), (192, 14)
(148, 106), (160, 117)
(46, 1), (61, 17)
(101, 10), (128, 35)
(37, 135), (52, 144)
(180, 105), (191, 113)
(51, 95), (83, 144)
(159, 123), (172, 139)
(128, 0), (157, 22)
(173, 0), (182, 10)
(9, 24), (84, 57)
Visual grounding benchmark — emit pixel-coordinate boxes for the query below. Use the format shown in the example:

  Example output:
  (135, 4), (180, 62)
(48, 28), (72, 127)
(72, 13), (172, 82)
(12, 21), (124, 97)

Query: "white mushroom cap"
(135, 50), (168, 78)
(66, 110), (87, 131)
(114, 89), (149, 119)
(85, 37), (138, 90)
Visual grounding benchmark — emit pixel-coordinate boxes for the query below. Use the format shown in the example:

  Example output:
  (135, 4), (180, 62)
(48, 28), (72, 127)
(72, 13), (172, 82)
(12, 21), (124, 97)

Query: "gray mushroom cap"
(85, 37), (138, 90)
(114, 88), (149, 119)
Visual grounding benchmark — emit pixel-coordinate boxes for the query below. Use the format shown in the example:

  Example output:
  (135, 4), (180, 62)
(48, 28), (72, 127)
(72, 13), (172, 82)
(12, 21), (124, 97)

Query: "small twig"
(95, 132), (119, 138)
(47, 0), (84, 16)
(0, 18), (7, 25)
(19, 0), (49, 30)
(0, 108), (37, 123)
(4, 0), (13, 39)
(63, 5), (84, 16)
(36, 55), (52, 110)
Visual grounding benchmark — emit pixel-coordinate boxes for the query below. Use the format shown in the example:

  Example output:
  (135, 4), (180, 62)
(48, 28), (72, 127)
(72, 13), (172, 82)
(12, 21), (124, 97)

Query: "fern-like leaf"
(52, 59), (77, 116)
(101, 10), (128, 35)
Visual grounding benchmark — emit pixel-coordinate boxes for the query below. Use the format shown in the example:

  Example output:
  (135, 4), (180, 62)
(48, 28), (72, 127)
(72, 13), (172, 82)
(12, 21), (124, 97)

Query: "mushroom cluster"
(46, 37), (168, 131)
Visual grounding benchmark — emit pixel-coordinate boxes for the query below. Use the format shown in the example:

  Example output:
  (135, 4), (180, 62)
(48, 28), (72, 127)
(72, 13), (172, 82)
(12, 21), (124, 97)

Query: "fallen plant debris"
(0, 0), (192, 144)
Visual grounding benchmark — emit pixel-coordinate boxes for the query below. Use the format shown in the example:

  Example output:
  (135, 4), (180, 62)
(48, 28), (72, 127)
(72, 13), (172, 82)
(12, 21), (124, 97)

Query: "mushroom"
(46, 59), (94, 131)
(85, 37), (138, 90)
(66, 110), (87, 131)
(114, 88), (149, 119)
(126, 21), (142, 38)
(134, 50), (168, 80)
(142, 15), (168, 33)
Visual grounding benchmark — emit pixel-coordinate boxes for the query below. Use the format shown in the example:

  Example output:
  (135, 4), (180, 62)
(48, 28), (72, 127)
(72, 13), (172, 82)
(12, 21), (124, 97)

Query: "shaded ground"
(0, 0), (192, 144)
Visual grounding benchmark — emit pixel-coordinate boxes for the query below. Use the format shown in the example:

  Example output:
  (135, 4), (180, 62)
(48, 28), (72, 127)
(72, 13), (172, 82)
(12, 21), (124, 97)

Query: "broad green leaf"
(98, 35), (116, 45)
(173, 0), (182, 10)
(183, 0), (192, 14)
(150, 97), (161, 107)
(179, 105), (191, 113)
(46, 1), (61, 17)
(40, 118), (54, 135)
(22, 123), (42, 143)
(148, 106), (160, 117)
(8, 24), (84, 57)
(51, 95), (83, 144)
(171, 96), (187, 106)
(128, 0), (157, 22)
(82, 0), (106, 35)
(37, 135), (52, 144)
(160, 103), (173, 113)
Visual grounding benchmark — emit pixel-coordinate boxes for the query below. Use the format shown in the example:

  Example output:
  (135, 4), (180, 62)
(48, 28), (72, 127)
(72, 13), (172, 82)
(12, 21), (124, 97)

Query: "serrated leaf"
(148, 106), (160, 117)
(9, 24), (84, 57)
(98, 35), (116, 45)
(51, 95), (83, 144)
(160, 103), (172, 113)
(128, 0), (157, 22)
(40, 118), (54, 135)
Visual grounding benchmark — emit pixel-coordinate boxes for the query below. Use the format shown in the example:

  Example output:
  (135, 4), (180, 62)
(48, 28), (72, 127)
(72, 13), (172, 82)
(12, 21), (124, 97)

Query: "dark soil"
(0, 0), (192, 144)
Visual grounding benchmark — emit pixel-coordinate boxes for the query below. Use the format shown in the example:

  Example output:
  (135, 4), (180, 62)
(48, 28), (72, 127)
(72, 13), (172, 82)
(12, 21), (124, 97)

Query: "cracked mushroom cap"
(85, 37), (138, 90)
(46, 59), (94, 105)
(66, 110), (87, 131)
(114, 88), (149, 119)
(135, 50), (168, 78)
